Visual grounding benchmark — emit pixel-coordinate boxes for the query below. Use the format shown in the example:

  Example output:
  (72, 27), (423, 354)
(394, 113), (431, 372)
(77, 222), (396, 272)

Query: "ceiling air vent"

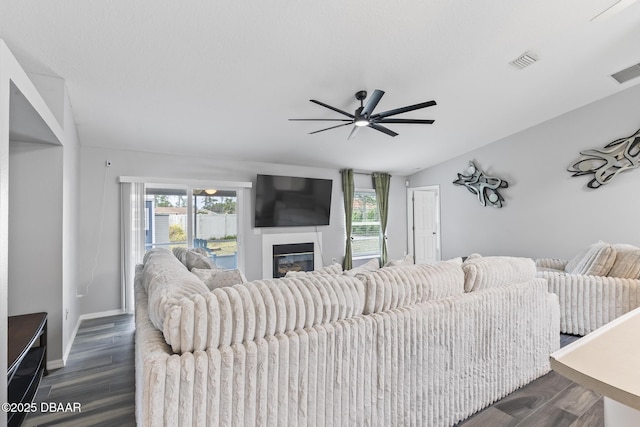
(611, 63), (640, 84)
(509, 52), (538, 70)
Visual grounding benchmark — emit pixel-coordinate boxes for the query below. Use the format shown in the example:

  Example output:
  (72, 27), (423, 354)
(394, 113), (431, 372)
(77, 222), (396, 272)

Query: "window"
(144, 185), (240, 269)
(192, 189), (238, 269)
(351, 190), (381, 258)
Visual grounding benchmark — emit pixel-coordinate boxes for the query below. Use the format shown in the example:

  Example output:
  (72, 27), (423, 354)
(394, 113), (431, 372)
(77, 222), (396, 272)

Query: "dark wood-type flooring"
(24, 314), (135, 426)
(23, 315), (602, 426)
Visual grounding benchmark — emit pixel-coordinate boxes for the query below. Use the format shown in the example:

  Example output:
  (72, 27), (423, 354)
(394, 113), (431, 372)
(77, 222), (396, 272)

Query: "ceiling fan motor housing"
(355, 90), (368, 102)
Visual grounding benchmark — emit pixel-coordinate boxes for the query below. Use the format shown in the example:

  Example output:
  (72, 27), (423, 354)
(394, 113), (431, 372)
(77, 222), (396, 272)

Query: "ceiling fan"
(289, 89), (436, 139)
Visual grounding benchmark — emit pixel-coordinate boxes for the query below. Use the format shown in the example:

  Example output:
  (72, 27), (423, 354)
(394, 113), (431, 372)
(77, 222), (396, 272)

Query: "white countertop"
(550, 307), (640, 411)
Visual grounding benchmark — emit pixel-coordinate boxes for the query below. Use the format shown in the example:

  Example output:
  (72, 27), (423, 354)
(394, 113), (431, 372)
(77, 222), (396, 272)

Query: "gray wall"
(9, 141), (64, 360)
(6, 72), (81, 365)
(78, 146), (408, 315)
(408, 83), (640, 261)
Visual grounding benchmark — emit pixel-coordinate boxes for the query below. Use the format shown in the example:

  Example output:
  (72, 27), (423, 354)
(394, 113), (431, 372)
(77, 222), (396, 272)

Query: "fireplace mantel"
(262, 232), (322, 279)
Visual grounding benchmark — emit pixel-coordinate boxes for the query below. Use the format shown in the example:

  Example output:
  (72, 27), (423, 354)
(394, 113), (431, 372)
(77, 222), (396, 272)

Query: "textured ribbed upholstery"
(159, 273), (365, 353)
(538, 268), (640, 335)
(535, 258), (568, 271)
(608, 244), (640, 279)
(356, 261), (464, 314)
(536, 248), (640, 335)
(136, 261), (560, 426)
(142, 248), (210, 333)
(564, 241), (617, 276)
(463, 256), (537, 292)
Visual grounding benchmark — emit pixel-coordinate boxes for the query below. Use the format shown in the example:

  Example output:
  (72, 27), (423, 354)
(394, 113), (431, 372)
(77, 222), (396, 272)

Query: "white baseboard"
(78, 309), (126, 321)
(47, 359), (65, 371)
(59, 309), (128, 368)
(61, 316), (83, 367)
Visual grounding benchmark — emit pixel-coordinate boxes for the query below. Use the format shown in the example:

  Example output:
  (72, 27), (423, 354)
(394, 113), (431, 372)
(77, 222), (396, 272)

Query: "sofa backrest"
(142, 248), (211, 331)
(462, 256), (536, 292)
(356, 261), (465, 314)
(238, 274), (365, 339)
(159, 272), (366, 353)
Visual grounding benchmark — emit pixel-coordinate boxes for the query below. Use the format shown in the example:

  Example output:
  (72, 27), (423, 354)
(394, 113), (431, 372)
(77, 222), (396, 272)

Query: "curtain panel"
(120, 182), (145, 313)
(373, 172), (391, 266)
(341, 169), (355, 270)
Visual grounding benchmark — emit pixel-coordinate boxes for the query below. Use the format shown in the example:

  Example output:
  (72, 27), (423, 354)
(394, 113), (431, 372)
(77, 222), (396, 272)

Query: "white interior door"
(409, 187), (440, 264)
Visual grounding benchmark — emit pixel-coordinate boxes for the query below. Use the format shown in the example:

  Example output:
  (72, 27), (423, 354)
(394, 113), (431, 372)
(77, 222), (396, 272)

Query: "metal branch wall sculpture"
(568, 127), (640, 189)
(453, 161), (509, 208)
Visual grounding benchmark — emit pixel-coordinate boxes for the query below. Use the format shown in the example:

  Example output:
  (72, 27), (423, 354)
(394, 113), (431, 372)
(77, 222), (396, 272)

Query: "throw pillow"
(344, 258), (380, 276)
(465, 253), (482, 262)
(607, 243), (640, 279)
(565, 241), (616, 276)
(171, 246), (188, 265)
(192, 247), (210, 257)
(384, 254), (414, 267)
(191, 268), (247, 290)
(185, 250), (216, 271)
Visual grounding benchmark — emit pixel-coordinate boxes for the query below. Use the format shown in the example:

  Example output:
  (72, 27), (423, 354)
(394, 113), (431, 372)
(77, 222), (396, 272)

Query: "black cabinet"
(7, 313), (48, 427)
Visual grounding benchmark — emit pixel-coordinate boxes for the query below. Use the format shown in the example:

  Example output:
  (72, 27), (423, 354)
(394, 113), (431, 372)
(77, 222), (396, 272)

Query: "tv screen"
(255, 174), (333, 227)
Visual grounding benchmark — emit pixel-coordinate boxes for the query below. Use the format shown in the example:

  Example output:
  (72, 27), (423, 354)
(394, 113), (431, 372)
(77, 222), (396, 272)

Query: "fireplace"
(272, 242), (314, 278)
(262, 232), (322, 279)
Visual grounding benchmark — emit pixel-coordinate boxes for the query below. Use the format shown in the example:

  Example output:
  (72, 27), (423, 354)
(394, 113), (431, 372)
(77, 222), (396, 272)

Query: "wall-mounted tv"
(254, 174), (333, 227)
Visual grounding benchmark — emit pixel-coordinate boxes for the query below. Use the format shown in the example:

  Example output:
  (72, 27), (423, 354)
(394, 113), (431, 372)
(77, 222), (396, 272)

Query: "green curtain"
(373, 172), (391, 266)
(341, 169), (354, 270)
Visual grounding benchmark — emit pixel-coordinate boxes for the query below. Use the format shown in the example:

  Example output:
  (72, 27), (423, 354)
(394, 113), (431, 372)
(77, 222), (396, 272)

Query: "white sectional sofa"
(135, 249), (560, 426)
(536, 241), (640, 335)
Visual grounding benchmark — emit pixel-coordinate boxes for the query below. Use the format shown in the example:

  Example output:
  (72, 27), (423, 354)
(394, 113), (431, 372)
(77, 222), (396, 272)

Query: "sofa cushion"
(607, 244), (640, 279)
(446, 257), (463, 266)
(142, 248), (210, 331)
(463, 256), (537, 292)
(344, 258), (380, 276)
(565, 241), (616, 276)
(284, 263), (343, 277)
(192, 268), (247, 290)
(357, 261), (464, 314)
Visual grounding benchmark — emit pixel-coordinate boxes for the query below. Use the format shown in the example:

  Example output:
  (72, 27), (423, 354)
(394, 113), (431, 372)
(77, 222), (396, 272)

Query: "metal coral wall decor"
(453, 161), (509, 208)
(568, 127), (640, 189)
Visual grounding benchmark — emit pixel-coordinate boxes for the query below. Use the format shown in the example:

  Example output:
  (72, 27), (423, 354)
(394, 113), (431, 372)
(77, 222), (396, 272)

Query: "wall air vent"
(611, 63), (640, 84)
(509, 52), (538, 70)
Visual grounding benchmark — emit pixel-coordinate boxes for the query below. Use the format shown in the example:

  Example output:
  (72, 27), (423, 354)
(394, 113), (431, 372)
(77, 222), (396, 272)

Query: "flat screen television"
(254, 174), (333, 227)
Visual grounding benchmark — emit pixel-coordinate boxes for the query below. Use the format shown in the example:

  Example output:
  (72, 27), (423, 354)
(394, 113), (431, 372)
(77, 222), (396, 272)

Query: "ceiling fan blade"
(368, 123), (398, 137)
(361, 89), (385, 117)
(309, 122), (353, 135)
(372, 100), (437, 119)
(347, 126), (360, 140)
(289, 118), (353, 122)
(310, 100), (355, 118)
(376, 118), (435, 124)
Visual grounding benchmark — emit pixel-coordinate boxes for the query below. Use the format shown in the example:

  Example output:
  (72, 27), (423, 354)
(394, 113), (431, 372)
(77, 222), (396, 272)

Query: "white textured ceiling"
(1, 1), (639, 175)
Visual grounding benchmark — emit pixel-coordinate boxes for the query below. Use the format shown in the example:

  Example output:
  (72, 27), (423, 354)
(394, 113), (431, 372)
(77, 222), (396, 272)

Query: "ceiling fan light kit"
(289, 89), (436, 139)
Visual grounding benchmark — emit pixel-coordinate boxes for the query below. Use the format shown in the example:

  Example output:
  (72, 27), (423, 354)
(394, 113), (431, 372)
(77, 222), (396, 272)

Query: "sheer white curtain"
(120, 182), (145, 313)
